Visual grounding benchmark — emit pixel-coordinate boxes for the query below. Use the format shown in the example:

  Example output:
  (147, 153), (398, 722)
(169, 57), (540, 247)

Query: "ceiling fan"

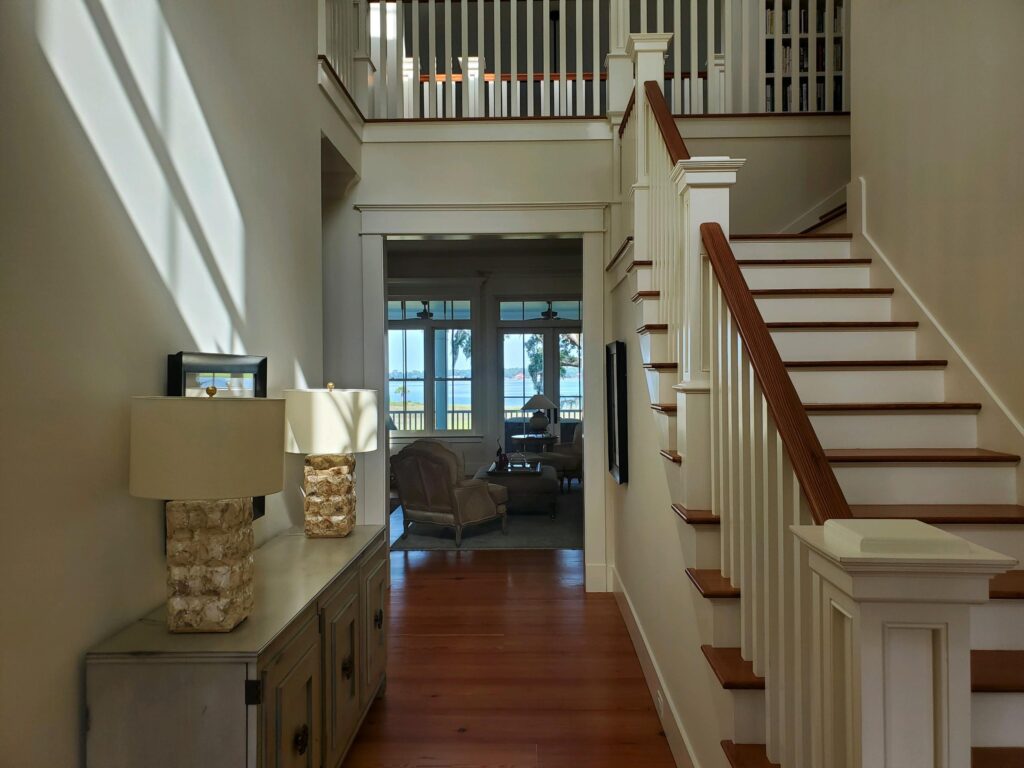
(541, 301), (558, 320)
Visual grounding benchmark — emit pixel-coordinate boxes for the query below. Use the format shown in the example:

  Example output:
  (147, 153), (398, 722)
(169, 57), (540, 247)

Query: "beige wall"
(0, 1), (324, 765)
(851, 0), (1024, 421)
(678, 114), (851, 234)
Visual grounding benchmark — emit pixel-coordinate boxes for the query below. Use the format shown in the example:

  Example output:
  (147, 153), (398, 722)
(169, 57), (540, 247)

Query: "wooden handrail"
(700, 222), (852, 525)
(644, 80), (690, 162)
(618, 88), (636, 138)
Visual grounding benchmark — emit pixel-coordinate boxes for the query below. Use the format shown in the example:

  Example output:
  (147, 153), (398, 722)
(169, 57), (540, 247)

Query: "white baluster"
(763, 405), (782, 763)
(411, 0), (421, 117)
(527, 0), (535, 115)
(460, 0), (469, 116)
(738, 344), (753, 659)
(542, 0), (550, 116)
(591, 0), (600, 115)
(443, 0), (453, 116)
(575, 0), (583, 116)
(689, 0), (700, 114)
(672, 0), (682, 111)
(749, 374), (765, 678)
(558, 0), (567, 116)
(427, 0), (436, 116)
(494, 0), (502, 116)
(640, 0), (647, 34)
(510, 0), (519, 115)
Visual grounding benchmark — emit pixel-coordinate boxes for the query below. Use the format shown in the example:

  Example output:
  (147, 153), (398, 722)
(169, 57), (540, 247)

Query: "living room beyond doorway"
(384, 236), (585, 551)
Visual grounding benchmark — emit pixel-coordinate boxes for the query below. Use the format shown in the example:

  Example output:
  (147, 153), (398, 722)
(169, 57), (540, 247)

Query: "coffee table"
(473, 463), (559, 518)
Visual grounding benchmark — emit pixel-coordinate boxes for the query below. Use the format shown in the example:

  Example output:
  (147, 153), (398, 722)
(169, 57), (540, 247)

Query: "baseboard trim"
(856, 176), (1024, 440)
(613, 568), (701, 768)
(780, 184), (847, 235)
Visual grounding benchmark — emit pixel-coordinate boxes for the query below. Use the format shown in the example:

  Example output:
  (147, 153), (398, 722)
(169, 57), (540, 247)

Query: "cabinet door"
(321, 575), (360, 768)
(262, 617), (321, 768)
(360, 544), (388, 706)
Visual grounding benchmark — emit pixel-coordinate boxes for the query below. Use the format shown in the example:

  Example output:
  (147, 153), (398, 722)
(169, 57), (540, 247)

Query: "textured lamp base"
(165, 498), (254, 633)
(304, 453), (356, 537)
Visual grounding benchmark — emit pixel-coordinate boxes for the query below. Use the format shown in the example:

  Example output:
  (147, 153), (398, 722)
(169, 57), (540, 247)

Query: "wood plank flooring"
(343, 550), (676, 768)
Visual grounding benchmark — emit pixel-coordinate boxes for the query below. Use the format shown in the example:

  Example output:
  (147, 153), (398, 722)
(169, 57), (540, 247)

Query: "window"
(387, 298), (472, 433)
(558, 332), (583, 421)
(499, 299), (581, 321)
(502, 332), (545, 421)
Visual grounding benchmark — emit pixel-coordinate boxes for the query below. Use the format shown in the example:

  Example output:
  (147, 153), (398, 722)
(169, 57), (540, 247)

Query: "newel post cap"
(792, 520), (1017, 604)
(673, 157), (747, 188)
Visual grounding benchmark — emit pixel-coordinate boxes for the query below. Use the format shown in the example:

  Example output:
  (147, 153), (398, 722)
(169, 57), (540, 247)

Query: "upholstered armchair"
(390, 440), (508, 546)
(539, 423), (583, 490)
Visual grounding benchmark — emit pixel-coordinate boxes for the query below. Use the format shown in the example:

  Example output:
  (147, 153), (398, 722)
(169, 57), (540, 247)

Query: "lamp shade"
(129, 397), (285, 500)
(522, 394), (558, 411)
(283, 388), (378, 455)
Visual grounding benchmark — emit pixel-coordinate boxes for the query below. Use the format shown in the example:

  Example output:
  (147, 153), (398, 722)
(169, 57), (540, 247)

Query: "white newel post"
(672, 157), (744, 510)
(627, 33), (672, 295)
(793, 520), (1016, 768)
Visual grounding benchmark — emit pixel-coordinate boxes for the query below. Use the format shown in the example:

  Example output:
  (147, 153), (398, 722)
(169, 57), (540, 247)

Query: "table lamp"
(522, 394), (558, 433)
(283, 384), (378, 537)
(129, 392), (285, 633)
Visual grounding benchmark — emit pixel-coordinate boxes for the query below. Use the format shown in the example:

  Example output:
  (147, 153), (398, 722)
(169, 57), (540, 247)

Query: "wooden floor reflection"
(343, 549), (676, 768)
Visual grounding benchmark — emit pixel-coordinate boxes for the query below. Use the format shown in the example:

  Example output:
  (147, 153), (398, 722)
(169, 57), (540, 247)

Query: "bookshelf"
(760, 0), (848, 113)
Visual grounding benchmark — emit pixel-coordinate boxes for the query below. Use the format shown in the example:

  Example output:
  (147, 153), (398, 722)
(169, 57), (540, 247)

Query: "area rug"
(390, 487), (583, 550)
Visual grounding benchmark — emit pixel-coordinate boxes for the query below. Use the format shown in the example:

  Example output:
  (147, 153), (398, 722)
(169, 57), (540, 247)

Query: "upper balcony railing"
(318, 0), (850, 120)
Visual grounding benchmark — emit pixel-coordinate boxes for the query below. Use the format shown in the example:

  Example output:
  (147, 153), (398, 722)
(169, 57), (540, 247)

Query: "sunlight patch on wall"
(37, 0), (243, 354)
(95, 0), (246, 317)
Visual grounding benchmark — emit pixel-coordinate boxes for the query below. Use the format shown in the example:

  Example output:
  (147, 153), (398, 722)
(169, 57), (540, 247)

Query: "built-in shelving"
(760, 0), (848, 113)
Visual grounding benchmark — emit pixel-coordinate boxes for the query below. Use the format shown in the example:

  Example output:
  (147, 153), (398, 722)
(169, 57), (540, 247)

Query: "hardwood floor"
(343, 549), (676, 768)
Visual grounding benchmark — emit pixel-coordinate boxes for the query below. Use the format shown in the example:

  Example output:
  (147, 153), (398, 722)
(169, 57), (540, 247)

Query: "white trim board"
(856, 175), (1024, 441)
(355, 203), (607, 236)
(363, 118), (611, 144)
(613, 568), (700, 768)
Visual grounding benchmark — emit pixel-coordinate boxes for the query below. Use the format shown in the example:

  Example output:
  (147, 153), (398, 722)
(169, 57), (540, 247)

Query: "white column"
(793, 520), (1016, 768)
(582, 231), (608, 592)
(361, 234), (387, 528)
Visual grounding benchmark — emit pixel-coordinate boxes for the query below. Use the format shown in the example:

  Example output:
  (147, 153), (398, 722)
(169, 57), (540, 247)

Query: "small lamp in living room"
(129, 392), (285, 633)
(522, 393), (558, 434)
(283, 384), (378, 537)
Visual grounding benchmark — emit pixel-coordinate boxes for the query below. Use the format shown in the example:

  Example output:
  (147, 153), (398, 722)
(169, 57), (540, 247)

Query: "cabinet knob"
(374, 608), (384, 629)
(293, 723), (309, 755)
(341, 654), (354, 680)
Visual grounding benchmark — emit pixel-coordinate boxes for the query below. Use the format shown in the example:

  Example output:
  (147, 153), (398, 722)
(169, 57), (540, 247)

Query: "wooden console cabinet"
(86, 526), (387, 768)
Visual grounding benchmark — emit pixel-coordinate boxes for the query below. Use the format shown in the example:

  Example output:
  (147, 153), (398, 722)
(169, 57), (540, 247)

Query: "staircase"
(630, 233), (1024, 767)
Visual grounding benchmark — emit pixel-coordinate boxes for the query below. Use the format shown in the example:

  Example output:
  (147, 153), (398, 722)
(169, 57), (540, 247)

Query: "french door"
(500, 328), (582, 430)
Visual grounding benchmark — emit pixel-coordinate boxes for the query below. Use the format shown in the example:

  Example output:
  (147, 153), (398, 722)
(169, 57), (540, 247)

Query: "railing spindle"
(494, 0), (503, 116)
(511, 0), (520, 115)
(542, 0), (551, 115)
(558, 0), (567, 116)
(591, 0), (601, 115)
(575, 0), (584, 115)
(461, 0), (469, 115)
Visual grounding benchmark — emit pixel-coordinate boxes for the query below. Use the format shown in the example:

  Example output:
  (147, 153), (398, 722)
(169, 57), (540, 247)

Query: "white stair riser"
(710, 600), (741, 647)
(771, 329), (916, 361)
(833, 463), (1018, 505)
(791, 368), (945, 403)
(935, 526), (1024, 565)
(755, 296), (892, 322)
(730, 240), (851, 260)
(632, 267), (654, 293)
(635, 297), (660, 325)
(740, 264), (870, 290)
(652, 410), (677, 451)
(729, 690), (766, 745)
(677, 524), (722, 570)
(972, 693), (1024, 747)
(809, 412), (978, 450)
(645, 369), (679, 403)
(638, 332), (668, 363)
(971, 601), (1024, 650)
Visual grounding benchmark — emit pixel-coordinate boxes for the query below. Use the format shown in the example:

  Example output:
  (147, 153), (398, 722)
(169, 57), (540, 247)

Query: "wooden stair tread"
(752, 287), (893, 296)
(972, 650), (1024, 693)
(631, 290), (660, 302)
(660, 449), (682, 464)
(990, 571), (1024, 600)
(651, 403), (678, 414)
(643, 362), (678, 370)
(636, 323), (668, 334)
(702, 646), (764, 689)
(768, 321), (919, 329)
(738, 257), (870, 266)
(827, 448), (1020, 464)
(686, 569), (740, 598)
(973, 747), (1024, 767)
(786, 359), (947, 369)
(850, 505), (1024, 524)
(626, 259), (653, 272)
(731, 232), (852, 240)
(805, 402), (981, 412)
(721, 742), (779, 768)
(671, 504), (718, 525)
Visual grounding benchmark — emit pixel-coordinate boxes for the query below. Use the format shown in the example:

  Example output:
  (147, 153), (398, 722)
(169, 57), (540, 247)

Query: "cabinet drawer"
(360, 540), (388, 706)
(260, 615), (321, 768)
(320, 574), (360, 768)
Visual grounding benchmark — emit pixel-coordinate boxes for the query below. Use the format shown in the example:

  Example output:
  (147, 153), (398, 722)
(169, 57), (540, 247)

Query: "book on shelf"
(834, 41), (843, 69)
(834, 6), (843, 34)
(800, 80), (808, 111)
(799, 44), (807, 72)
(766, 81), (775, 112)
(766, 7), (774, 34)
(816, 81), (825, 110)
(782, 44), (792, 75)
(783, 8), (791, 34)
(800, 8), (807, 34)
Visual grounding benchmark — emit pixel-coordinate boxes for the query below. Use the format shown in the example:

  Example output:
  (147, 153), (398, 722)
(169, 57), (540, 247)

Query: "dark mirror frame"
(606, 341), (628, 484)
(167, 352), (269, 519)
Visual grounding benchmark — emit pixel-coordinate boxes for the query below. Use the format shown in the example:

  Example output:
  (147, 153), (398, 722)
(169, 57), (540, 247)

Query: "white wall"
(0, 1), (324, 765)
(851, 0), (1024, 423)
(678, 114), (851, 234)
